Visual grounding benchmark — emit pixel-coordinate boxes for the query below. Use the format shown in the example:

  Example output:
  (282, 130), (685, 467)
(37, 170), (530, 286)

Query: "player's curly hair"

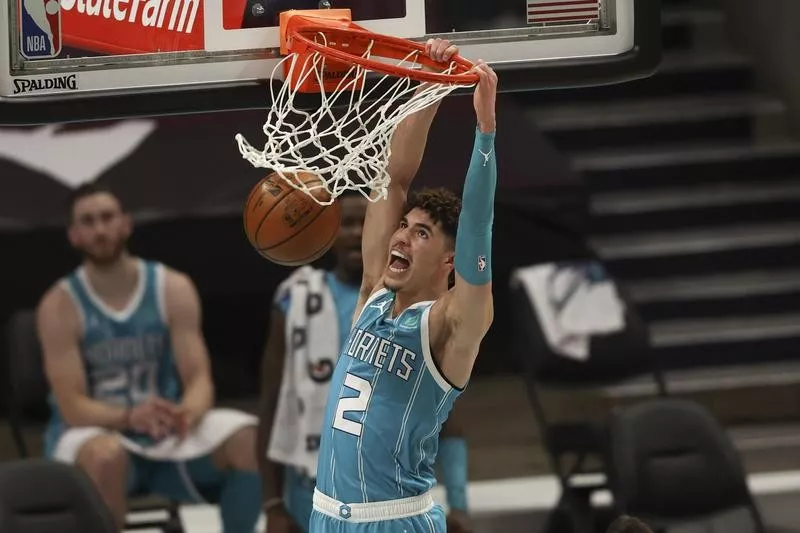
(403, 187), (461, 246)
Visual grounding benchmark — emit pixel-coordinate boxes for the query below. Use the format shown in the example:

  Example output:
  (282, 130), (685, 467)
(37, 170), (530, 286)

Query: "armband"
(454, 128), (497, 286)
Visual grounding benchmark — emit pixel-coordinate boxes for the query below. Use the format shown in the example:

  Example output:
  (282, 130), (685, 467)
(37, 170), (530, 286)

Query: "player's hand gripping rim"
(471, 60), (497, 133)
(416, 38), (461, 86)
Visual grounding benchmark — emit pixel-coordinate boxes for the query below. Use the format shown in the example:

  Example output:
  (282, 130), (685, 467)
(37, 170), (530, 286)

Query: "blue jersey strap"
(454, 128), (497, 286)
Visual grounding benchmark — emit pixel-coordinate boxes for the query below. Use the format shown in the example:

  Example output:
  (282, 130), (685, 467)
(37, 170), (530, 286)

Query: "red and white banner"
(527, 0), (600, 25)
(59, 0), (206, 54)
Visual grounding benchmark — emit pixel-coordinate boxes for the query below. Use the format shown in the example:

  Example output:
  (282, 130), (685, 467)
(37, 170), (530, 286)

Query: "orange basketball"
(243, 171), (341, 266)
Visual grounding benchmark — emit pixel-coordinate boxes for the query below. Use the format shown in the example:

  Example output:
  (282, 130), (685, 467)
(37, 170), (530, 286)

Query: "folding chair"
(607, 398), (766, 533)
(0, 458), (118, 533)
(2, 309), (183, 533)
(509, 263), (667, 533)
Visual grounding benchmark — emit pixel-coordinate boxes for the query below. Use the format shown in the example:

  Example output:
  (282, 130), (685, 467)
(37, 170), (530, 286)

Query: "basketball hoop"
(234, 9), (479, 205)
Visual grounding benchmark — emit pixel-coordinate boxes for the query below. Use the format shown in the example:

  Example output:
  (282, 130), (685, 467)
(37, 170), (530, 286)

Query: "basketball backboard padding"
(0, 0), (661, 125)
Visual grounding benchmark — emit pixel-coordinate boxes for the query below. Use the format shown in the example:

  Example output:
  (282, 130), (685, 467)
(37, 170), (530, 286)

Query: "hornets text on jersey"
(44, 260), (182, 454)
(315, 287), (462, 504)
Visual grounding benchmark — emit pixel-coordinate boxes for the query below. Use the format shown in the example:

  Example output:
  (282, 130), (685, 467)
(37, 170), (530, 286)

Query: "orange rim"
(287, 24), (480, 86)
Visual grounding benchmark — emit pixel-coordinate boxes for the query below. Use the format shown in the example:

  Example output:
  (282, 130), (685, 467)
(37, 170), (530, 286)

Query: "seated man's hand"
(266, 505), (300, 533)
(172, 404), (196, 440)
(447, 509), (474, 533)
(128, 397), (180, 440)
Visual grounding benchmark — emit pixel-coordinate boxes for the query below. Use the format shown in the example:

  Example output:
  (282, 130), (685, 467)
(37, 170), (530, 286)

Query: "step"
(651, 335), (800, 377)
(515, 51), (754, 105)
(591, 221), (800, 260)
(572, 141), (800, 192)
(591, 179), (800, 216)
(590, 185), (800, 234)
(650, 313), (800, 348)
(531, 93), (785, 131)
(730, 423), (800, 452)
(639, 289), (800, 322)
(629, 269), (800, 303)
(661, 6), (728, 51)
(533, 93), (787, 149)
(602, 360), (800, 397)
(603, 241), (800, 281)
(628, 269), (800, 321)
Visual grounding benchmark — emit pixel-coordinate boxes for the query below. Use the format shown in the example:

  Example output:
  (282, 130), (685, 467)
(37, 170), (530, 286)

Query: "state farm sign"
(60, 0), (204, 54)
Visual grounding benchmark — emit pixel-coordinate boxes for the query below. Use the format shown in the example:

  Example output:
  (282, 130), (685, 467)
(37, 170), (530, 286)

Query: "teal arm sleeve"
(454, 128), (497, 286)
(439, 437), (469, 511)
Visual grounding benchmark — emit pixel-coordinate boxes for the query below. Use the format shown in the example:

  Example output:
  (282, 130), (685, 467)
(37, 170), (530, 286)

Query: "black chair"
(509, 262), (667, 533)
(0, 458), (118, 533)
(2, 309), (182, 533)
(5, 310), (51, 458)
(607, 398), (765, 533)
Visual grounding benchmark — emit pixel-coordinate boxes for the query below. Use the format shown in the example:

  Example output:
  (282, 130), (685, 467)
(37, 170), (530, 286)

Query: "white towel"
(511, 261), (626, 361)
(52, 408), (257, 463)
(267, 266), (339, 478)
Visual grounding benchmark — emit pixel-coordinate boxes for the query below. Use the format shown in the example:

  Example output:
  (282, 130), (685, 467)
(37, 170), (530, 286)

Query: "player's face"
(384, 208), (453, 293)
(68, 193), (132, 266)
(333, 195), (367, 279)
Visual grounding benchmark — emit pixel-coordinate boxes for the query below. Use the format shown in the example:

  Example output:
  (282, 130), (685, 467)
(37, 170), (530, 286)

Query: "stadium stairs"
(520, 0), (800, 472)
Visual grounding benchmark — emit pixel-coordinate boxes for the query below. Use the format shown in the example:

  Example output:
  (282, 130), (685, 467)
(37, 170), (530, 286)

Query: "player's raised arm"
(358, 39), (457, 306)
(431, 62), (498, 388)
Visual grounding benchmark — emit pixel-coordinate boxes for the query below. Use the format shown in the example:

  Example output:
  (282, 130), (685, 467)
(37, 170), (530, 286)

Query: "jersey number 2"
(332, 373), (372, 437)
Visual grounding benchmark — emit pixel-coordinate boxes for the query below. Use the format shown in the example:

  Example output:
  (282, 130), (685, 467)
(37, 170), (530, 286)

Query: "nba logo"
(477, 255), (487, 272)
(19, 0), (62, 59)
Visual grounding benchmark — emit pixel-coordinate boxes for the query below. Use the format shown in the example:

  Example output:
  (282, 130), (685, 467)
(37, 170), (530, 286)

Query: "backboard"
(0, 0), (660, 124)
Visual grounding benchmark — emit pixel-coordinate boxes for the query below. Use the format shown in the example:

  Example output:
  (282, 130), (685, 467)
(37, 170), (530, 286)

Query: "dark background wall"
(0, 94), (590, 406)
(722, 0), (800, 133)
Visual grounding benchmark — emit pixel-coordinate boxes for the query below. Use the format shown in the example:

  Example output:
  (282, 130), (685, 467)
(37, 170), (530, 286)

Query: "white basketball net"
(235, 36), (469, 205)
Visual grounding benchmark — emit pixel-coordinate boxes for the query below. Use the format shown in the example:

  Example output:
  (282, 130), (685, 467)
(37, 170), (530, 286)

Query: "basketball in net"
(235, 8), (479, 218)
(243, 171), (341, 266)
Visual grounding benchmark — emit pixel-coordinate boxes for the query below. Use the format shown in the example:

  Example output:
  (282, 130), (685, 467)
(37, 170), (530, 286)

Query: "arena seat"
(2, 310), (183, 533)
(607, 398), (766, 532)
(0, 458), (118, 533)
(509, 259), (667, 533)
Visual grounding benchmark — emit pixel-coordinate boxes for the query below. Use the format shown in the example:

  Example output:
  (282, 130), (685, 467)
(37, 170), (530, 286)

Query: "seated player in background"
(37, 183), (262, 533)
(309, 40), (497, 532)
(258, 192), (474, 533)
(606, 516), (655, 533)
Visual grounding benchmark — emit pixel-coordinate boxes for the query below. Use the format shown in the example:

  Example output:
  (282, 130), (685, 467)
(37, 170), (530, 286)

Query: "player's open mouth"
(389, 250), (410, 273)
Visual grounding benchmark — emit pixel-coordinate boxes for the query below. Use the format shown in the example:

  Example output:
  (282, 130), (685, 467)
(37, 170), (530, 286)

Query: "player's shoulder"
(158, 264), (197, 293)
(36, 280), (80, 330)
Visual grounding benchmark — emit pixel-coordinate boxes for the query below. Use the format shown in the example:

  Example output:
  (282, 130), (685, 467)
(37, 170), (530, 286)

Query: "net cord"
(235, 32), (470, 205)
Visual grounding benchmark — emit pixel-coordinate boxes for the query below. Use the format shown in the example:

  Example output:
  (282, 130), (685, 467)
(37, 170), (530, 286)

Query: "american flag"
(527, 0), (600, 25)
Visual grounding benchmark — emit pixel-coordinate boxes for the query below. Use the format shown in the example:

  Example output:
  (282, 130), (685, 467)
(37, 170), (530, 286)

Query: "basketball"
(243, 171), (341, 266)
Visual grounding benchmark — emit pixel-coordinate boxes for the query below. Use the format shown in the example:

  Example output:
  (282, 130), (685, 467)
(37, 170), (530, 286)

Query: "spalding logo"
(13, 73), (77, 94)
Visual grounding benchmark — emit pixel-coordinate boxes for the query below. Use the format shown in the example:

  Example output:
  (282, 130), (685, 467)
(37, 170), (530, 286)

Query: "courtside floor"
(123, 470), (800, 533)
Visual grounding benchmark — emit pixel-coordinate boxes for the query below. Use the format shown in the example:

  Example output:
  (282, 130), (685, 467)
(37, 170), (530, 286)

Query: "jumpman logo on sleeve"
(371, 299), (391, 314)
(479, 149), (493, 166)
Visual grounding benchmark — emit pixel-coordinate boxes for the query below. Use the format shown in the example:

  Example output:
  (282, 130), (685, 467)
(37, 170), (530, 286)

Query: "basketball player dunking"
(309, 39), (497, 532)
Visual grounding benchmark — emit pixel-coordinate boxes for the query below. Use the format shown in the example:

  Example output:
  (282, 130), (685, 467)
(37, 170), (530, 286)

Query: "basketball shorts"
(284, 467), (315, 533)
(125, 454), (225, 501)
(308, 488), (446, 533)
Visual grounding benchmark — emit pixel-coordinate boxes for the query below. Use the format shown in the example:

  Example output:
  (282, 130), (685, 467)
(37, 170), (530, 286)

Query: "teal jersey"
(315, 288), (461, 503)
(44, 260), (181, 453)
